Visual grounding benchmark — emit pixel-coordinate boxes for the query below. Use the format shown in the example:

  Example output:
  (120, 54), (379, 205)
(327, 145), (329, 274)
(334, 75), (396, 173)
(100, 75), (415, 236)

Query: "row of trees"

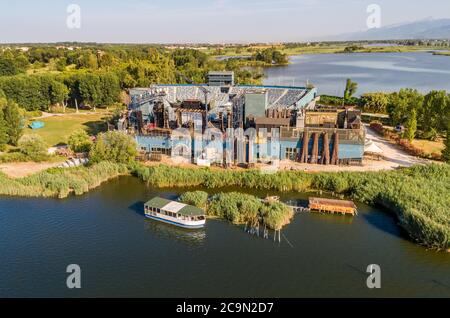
(0, 72), (122, 111)
(0, 46), (264, 111)
(251, 48), (289, 65)
(0, 51), (29, 76)
(361, 89), (450, 141)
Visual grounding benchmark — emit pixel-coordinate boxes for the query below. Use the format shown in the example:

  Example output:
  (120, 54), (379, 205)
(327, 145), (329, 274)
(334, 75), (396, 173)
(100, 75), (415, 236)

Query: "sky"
(1, 0), (450, 43)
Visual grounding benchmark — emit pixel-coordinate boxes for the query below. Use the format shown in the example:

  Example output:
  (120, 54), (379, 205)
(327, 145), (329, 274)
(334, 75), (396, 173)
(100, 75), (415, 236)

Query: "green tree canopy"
(68, 129), (92, 153)
(404, 108), (417, 142)
(421, 90), (449, 133)
(443, 119), (450, 163)
(18, 134), (48, 161)
(89, 131), (137, 164)
(0, 56), (20, 76)
(3, 100), (24, 146)
(360, 92), (390, 113)
(387, 88), (424, 126)
(0, 110), (8, 151)
(344, 79), (358, 103)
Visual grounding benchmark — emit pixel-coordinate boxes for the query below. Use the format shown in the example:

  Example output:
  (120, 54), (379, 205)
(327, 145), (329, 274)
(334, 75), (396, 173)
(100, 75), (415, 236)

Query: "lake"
(263, 52), (450, 96)
(1, 176), (449, 297)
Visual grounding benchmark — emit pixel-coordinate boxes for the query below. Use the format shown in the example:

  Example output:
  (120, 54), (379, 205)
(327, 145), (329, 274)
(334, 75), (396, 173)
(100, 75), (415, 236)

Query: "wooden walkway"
(263, 198), (357, 215)
(308, 197), (357, 216)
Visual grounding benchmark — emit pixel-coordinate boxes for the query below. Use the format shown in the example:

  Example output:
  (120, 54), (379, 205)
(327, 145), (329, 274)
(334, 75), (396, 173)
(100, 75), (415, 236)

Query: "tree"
(387, 88), (424, 126)
(55, 58), (67, 72)
(78, 73), (101, 109)
(0, 110), (8, 151)
(77, 52), (98, 70)
(404, 108), (417, 142)
(344, 79), (358, 104)
(89, 131), (137, 164)
(98, 73), (121, 106)
(68, 130), (92, 153)
(18, 134), (48, 161)
(49, 81), (69, 112)
(421, 91), (449, 133)
(360, 92), (390, 113)
(3, 101), (24, 146)
(443, 123), (450, 163)
(0, 56), (19, 76)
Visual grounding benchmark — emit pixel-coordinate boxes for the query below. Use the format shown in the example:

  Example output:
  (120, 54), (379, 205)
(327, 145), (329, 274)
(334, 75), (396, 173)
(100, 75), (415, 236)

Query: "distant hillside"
(321, 18), (450, 41)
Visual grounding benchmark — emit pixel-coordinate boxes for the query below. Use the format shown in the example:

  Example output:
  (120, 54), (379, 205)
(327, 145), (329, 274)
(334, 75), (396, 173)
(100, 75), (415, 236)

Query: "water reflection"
(144, 219), (206, 245)
(264, 52), (450, 95)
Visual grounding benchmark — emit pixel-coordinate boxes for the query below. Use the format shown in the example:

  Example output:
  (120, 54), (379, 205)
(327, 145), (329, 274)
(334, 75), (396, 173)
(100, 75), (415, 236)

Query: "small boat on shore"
(144, 197), (206, 229)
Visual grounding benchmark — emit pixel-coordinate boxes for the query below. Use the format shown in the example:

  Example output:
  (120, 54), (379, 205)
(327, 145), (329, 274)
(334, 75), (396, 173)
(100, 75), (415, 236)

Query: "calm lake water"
(1, 176), (449, 297)
(263, 52), (450, 96)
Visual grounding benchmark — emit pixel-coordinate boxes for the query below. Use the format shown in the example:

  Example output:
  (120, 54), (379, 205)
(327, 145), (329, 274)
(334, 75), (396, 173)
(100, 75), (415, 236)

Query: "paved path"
(364, 125), (429, 168)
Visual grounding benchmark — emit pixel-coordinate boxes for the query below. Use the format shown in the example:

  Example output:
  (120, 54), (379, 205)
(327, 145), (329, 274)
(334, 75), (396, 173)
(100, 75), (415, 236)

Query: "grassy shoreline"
(0, 161), (129, 198)
(0, 162), (448, 250)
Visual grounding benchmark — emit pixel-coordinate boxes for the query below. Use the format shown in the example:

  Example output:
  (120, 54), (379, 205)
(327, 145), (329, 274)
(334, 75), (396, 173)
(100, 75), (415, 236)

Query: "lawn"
(24, 112), (109, 146)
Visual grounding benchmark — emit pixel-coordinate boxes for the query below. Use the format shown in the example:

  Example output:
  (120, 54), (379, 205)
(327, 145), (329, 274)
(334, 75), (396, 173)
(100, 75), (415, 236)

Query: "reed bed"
(0, 161), (129, 198)
(180, 191), (293, 230)
(134, 163), (450, 250)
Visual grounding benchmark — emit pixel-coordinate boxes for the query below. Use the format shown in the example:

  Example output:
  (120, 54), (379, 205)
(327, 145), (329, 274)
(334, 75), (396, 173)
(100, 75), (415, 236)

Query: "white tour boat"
(144, 197), (206, 229)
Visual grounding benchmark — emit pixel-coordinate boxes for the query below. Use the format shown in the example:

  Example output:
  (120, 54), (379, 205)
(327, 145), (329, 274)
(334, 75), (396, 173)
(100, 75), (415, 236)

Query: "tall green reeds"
(132, 164), (450, 250)
(0, 161), (129, 198)
(184, 191), (293, 230)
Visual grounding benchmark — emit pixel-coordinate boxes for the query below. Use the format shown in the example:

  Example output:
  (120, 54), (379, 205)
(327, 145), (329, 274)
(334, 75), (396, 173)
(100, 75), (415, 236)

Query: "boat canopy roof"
(145, 197), (205, 216)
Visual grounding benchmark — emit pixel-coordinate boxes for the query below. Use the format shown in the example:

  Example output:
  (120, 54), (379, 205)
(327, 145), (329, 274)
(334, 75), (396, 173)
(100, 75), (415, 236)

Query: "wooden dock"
(308, 197), (357, 216)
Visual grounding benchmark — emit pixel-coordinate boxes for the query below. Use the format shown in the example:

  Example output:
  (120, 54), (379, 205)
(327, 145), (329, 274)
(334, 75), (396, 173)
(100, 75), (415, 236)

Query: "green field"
(24, 112), (109, 146)
(205, 44), (447, 57)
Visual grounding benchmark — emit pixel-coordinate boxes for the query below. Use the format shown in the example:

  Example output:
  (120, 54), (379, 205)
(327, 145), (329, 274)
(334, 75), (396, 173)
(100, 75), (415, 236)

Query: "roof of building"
(254, 117), (291, 126)
(144, 197), (205, 216)
(130, 84), (312, 109)
(309, 197), (357, 209)
(364, 141), (383, 154)
(208, 71), (234, 75)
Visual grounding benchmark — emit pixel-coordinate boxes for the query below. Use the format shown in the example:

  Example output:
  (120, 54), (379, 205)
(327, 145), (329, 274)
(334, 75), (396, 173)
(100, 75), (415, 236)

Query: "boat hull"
(145, 214), (205, 229)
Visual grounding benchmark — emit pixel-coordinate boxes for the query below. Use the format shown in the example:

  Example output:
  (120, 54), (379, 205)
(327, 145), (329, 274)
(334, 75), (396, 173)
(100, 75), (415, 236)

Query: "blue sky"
(1, 0), (450, 43)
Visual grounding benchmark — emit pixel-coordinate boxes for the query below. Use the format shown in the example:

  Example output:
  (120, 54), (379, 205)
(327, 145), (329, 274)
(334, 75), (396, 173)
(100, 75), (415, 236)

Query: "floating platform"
(308, 197), (357, 216)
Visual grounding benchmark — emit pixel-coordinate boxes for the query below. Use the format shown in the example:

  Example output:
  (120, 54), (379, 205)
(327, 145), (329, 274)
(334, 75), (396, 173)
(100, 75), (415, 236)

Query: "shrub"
(89, 131), (137, 164)
(0, 152), (28, 163)
(68, 129), (92, 153)
(179, 191), (208, 209)
(206, 192), (293, 230)
(18, 134), (48, 161)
